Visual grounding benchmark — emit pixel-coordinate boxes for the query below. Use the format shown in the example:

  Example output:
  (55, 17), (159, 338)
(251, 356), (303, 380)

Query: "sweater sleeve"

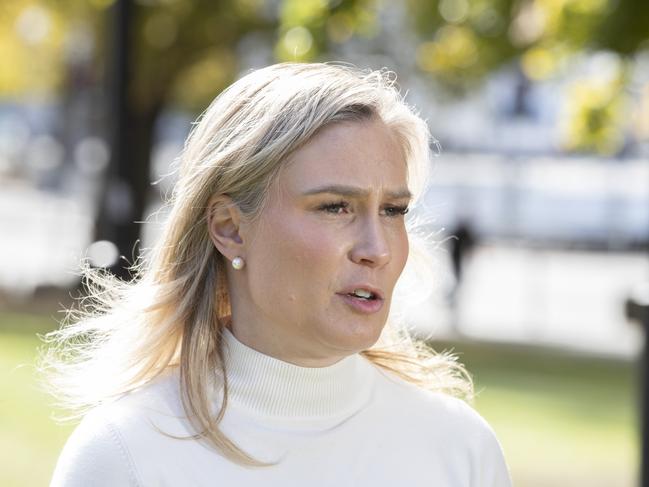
(50, 412), (142, 487)
(473, 416), (513, 487)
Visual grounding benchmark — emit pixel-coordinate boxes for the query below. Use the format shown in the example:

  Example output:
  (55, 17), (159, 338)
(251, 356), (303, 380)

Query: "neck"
(227, 322), (344, 367)
(220, 327), (375, 420)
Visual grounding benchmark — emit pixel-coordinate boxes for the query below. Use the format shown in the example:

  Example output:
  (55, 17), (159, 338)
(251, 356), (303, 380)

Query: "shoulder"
(50, 370), (186, 487)
(370, 364), (497, 442)
(368, 364), (512, 485)
(50, 407), (142, 486)
(370, 363), (482, 428)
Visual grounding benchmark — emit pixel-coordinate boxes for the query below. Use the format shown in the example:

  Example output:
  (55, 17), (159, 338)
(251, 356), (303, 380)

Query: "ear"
(206, 194), (244, 261)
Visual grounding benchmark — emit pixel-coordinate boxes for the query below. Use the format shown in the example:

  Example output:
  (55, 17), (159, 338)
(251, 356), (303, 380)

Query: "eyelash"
(318, 201), (409, 217)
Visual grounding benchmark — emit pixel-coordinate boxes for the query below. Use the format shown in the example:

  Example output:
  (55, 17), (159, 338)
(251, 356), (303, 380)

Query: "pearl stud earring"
(231, 257), (245, 270)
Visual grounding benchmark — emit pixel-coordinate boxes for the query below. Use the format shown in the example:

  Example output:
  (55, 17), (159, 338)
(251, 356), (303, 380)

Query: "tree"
(4, 0), (648, 277)
(73, 0), (380, 278)
(404, 0), (649, 88)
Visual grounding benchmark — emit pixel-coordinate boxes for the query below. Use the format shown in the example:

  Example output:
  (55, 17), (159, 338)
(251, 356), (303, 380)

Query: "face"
(230, 118), (411, 366)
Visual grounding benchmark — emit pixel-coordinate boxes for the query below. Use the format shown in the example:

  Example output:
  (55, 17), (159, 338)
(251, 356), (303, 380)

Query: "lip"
(336, 285), (385, 315)
(337, 285), (385, 301)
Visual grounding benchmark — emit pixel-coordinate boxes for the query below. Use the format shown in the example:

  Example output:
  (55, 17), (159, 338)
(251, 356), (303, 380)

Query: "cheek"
(285, 221), (344, 283)
(248, 213), (343, 300)
(391, 228), (410, 278)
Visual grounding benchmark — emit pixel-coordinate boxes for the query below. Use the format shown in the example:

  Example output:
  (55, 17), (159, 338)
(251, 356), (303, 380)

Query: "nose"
(349, 216), (391, 268)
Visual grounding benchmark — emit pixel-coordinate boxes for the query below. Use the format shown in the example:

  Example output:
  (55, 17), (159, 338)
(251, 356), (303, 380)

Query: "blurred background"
(1, 0), (647, 485)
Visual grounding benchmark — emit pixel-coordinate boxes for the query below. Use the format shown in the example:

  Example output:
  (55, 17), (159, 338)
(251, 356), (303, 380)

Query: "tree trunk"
(95, 104), (160, 280)
(94, 0), (160, 281)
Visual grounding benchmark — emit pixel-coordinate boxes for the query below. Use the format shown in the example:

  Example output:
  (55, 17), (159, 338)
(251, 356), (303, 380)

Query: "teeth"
(352, 289), (373, 299)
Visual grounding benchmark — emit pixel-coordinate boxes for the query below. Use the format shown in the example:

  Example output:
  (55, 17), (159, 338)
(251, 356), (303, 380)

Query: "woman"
(46, 63), (512, 486)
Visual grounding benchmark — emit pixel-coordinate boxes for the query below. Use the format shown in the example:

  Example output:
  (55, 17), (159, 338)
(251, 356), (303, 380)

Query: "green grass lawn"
(0, 312), (74, 487)
(432, 339), (639, 486)
(0, 311), (640, 486)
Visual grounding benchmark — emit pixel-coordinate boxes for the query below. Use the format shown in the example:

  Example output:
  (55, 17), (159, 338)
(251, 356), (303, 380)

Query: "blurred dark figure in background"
(448, 219), (477, 331)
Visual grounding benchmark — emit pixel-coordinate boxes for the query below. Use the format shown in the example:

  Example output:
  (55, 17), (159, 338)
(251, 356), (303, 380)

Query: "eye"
(318, 201), (350, 214)
(382, 205), (409, 217)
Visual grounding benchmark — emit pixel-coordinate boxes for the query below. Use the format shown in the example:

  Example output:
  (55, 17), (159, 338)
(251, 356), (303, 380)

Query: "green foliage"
(405, 0), (648, 87)
(274, 0), (379, 62)
(4, 0), (648, 99)
(126, 0), (271, 112)
(561, 67), (630, 154)
(0, 1), (67, 96)
(407, 0), (519, 89)
(594, 0), (649, 54)
(403, 0), (649, 154)
(3, 0), (647, 155)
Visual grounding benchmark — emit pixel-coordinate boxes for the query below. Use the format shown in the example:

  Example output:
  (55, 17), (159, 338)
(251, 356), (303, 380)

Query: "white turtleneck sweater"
(51, 329), (512, 486)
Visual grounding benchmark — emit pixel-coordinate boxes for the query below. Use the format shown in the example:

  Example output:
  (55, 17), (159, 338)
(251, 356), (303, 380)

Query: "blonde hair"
(40, 63), (472, 466)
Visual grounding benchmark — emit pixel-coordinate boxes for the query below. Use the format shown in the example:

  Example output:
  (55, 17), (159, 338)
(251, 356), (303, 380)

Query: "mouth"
(336, 286), (385, 314)
(346, 289), (380, 301)
(338, 284), (384, 300)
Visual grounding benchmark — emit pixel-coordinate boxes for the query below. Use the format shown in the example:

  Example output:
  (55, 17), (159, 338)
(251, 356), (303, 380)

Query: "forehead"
(279, 119), (408, 195)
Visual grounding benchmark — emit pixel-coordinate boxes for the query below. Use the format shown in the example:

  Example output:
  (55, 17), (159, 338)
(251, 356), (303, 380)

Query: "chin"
(326, 319), (386, 354)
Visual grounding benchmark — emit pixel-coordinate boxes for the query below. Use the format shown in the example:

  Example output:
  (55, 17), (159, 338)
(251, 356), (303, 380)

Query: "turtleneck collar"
(220, 327), (375, 421)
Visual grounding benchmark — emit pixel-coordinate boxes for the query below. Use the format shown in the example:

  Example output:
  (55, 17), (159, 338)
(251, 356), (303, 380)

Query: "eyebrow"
(302, 184), (412, 200)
